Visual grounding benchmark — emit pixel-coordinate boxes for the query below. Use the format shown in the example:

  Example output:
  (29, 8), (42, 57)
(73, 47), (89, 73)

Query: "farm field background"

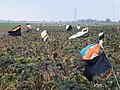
(0, 23), (38, 33)
(0, 23), (120, 90)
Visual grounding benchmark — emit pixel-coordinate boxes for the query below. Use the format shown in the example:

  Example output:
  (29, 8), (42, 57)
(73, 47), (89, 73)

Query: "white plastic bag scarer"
(77, 25), (80, 30)
(41, 30), (47, 38)
(69, 27), (88, 39)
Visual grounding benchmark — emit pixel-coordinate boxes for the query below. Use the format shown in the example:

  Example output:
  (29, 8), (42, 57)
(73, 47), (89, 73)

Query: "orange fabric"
(82, 44), (100, 60)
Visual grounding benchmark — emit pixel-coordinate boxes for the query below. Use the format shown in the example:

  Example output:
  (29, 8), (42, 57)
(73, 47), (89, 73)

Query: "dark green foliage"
(0, 24), (120, 90)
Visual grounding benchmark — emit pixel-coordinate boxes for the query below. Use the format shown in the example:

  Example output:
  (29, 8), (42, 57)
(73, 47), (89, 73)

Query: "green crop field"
(0, 23), (40, 33)
(0, 23), (120, 90)
(0, 23), (25, 33)
(0, 23), (27, 29)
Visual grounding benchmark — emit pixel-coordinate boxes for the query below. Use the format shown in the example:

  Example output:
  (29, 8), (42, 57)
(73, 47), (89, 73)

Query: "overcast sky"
(0, 0), (119, 21)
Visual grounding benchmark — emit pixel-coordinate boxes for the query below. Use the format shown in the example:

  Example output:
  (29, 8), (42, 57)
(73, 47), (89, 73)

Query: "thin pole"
(74, 8), (77, 21)
(101, 45), (120, 89)
(110, 0), (115, 22)
(21, 28), (24, 58)
(111, 67), (120, 89)
(21, 36), (24, 58)
(109, 0), (119, 88)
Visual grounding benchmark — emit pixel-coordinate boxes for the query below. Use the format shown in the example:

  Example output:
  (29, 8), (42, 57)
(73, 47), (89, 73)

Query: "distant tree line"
(0, 18), (120, 24)
(59, 18), (120, 24)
